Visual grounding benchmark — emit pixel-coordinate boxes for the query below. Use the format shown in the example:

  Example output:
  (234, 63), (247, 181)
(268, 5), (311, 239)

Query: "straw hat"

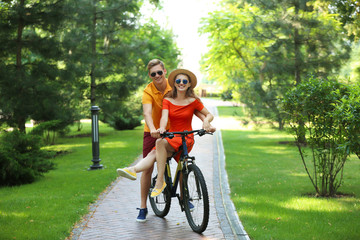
(168, 69), (197, 89)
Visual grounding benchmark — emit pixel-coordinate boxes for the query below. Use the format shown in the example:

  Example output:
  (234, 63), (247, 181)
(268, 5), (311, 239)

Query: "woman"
(117, 69), (214, 198)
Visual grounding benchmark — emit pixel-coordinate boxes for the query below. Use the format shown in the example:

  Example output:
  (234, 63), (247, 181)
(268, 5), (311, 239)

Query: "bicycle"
(149, 129), (212, 233)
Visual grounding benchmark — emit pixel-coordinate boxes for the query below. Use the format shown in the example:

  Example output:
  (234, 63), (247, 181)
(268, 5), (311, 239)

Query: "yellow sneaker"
(150, 181), (166, 198)
(117, 168), (136, 180)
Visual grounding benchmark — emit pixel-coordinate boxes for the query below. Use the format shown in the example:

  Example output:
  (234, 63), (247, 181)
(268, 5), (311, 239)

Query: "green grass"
(0, 122), (143, 240)
(2, 107), (360, 240)
(218, 106), (360, 240)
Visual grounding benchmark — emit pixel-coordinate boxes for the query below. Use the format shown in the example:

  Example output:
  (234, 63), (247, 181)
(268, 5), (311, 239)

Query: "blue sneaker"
(188, 201), (195, 212)
(136, 208), (148, 222)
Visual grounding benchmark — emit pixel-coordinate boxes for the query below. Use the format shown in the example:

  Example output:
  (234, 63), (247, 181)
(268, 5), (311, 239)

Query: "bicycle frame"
(163, 130), (204, 199)
(150, 129), (211, 233)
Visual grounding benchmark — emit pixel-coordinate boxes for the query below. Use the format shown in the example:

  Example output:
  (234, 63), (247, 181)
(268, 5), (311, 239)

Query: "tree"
(61, 0), (180, 129)
(200, 0), (350, 130)
(0, 0), (74, 132)
(313, 0), (360, 41)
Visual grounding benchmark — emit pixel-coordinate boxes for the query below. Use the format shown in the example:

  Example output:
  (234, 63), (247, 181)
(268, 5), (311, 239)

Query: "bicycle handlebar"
(160, 129), (213, 139)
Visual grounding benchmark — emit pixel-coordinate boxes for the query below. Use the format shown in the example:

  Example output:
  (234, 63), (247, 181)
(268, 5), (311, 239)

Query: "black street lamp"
(89, 106), (103, 170)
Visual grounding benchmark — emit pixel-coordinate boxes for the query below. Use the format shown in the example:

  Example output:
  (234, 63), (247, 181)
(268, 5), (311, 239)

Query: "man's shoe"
(188, 201), (195, 212)
(150, 181), (166, 198)
(136, 208), (148, 222)
(117, 168), (136, 180)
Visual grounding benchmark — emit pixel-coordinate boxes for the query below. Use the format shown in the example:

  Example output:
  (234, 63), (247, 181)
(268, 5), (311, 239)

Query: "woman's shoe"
(150, 181), (166, 198)
(117, 168), (137, 180)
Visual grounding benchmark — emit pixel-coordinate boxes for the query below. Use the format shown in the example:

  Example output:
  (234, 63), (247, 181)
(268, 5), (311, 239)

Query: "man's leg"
(137, 132), (156, 222)
(140, 165), (153, 209)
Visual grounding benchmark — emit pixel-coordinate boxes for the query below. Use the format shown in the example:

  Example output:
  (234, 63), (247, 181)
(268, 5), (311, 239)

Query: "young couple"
(117, 59), (215, 222)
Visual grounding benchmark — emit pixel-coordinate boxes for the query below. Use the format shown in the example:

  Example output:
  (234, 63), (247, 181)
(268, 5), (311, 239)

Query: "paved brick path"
(70, 99), (249, 240)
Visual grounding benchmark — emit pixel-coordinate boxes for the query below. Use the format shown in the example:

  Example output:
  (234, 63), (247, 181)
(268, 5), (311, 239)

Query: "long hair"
(166, 74), (201, 101)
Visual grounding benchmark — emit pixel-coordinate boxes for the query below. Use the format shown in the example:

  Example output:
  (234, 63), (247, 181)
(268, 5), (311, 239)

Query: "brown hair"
(147, 59), (165, 73)
(165, 73), (201, 101)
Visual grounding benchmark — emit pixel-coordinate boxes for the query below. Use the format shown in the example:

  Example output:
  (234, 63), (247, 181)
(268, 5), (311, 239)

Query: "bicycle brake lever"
(198, 129), (206, 136)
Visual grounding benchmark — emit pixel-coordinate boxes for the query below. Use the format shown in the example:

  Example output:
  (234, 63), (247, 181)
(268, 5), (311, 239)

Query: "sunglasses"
(150, 71), (163, 77)
(175, 79), (189, 84)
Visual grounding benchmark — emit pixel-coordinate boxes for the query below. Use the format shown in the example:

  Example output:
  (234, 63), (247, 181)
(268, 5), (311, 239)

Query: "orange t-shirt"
(142, 80), (172, 132)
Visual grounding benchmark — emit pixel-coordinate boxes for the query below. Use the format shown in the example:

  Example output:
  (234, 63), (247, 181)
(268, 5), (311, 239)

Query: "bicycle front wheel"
(183, 164), (209, 233)
(149, 163), (171, 217)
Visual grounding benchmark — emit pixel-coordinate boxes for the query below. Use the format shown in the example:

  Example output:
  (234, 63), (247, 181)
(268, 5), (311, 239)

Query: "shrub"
(31, 120), (71, 145)
(0, 130), (55, 186)
(333, 83), (360, 159)
(282, 76), (350, 197)
(221, 89), (233, 101)
(101, 95), (143, 130)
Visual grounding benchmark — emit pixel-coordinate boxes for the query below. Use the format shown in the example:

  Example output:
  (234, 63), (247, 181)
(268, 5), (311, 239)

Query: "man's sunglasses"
(150, 71), (163, 77)
(175, 79), (189, 84)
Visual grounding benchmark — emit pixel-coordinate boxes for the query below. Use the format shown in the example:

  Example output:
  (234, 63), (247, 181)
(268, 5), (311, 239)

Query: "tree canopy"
(0, 0), (180, 132)
(200, 0), (351, 129)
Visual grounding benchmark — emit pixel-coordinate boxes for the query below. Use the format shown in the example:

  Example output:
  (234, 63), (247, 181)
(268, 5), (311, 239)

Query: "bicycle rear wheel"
(149, 163), (171, 217)
(183, 164), (209, 233)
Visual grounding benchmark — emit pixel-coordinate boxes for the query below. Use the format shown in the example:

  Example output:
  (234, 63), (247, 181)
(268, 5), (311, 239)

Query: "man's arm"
(195, 110), (216, 132)
(143, 103), (160, 138)
(194, 110), (205, 121)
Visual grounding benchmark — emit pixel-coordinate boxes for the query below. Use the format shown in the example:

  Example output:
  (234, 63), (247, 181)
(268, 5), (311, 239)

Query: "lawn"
(1, 106), (359, 240)
(218, 106), (360, 240)
(0, 122), (143, 240)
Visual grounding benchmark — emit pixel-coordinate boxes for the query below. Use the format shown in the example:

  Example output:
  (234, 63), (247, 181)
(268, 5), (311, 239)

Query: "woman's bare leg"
(154, 138), (174, 189)
(127, 150), (156, 173)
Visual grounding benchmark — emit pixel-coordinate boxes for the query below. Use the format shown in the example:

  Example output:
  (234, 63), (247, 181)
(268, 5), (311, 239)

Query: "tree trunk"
(16, 0), (26, 133)
(294, 1), (306, 144)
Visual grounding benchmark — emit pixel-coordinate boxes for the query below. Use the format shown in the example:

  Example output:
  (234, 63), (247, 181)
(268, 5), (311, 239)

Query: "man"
(136, 59), (171, 222)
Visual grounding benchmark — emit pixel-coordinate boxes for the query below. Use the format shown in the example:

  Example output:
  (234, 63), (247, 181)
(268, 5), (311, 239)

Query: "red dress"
(162, 98), (204, 161)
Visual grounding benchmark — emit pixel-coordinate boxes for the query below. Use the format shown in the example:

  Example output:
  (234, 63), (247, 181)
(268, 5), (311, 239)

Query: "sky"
(141, 0), (219, 82)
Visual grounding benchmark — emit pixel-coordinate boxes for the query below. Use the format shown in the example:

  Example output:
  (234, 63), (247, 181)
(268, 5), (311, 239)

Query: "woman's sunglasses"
(175, 79), (189, 84)
(150, 71), (163, 77)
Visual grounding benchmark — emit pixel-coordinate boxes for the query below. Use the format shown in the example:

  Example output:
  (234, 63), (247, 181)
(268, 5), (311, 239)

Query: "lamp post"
(89, 106), (103, 170)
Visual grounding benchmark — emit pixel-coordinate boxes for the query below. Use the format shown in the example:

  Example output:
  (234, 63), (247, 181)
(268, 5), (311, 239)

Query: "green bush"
(333, 83), (360, 159)
(0, 130), (55, 186)
(31, 120), (71, 145)
(282, 76), (350, 196)
(221, 89), (233, 101)
(101, 95), (143, 130)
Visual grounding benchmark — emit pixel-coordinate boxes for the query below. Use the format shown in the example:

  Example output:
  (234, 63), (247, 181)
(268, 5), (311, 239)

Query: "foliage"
(0, 130), (55, 186)
(282, 76), (350, 196)
(0, 0), (76, 132)
(31, 120), (71, 145)
(101, 91), (143, 130)
(60, 1), (180, 128)
(220, 89), (233, 101)
(316, 0), (360, 41)
(200, 0), (350, 130)
(0, 0), (181, 134)
(333, 83), (360, 159)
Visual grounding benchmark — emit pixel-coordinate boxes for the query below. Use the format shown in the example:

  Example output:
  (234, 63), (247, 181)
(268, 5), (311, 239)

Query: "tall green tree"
(200, 0), (350, 130)
(0, 0), (74, 132)
(313, 0), (360, 41)
(61, 0), (180, 129)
